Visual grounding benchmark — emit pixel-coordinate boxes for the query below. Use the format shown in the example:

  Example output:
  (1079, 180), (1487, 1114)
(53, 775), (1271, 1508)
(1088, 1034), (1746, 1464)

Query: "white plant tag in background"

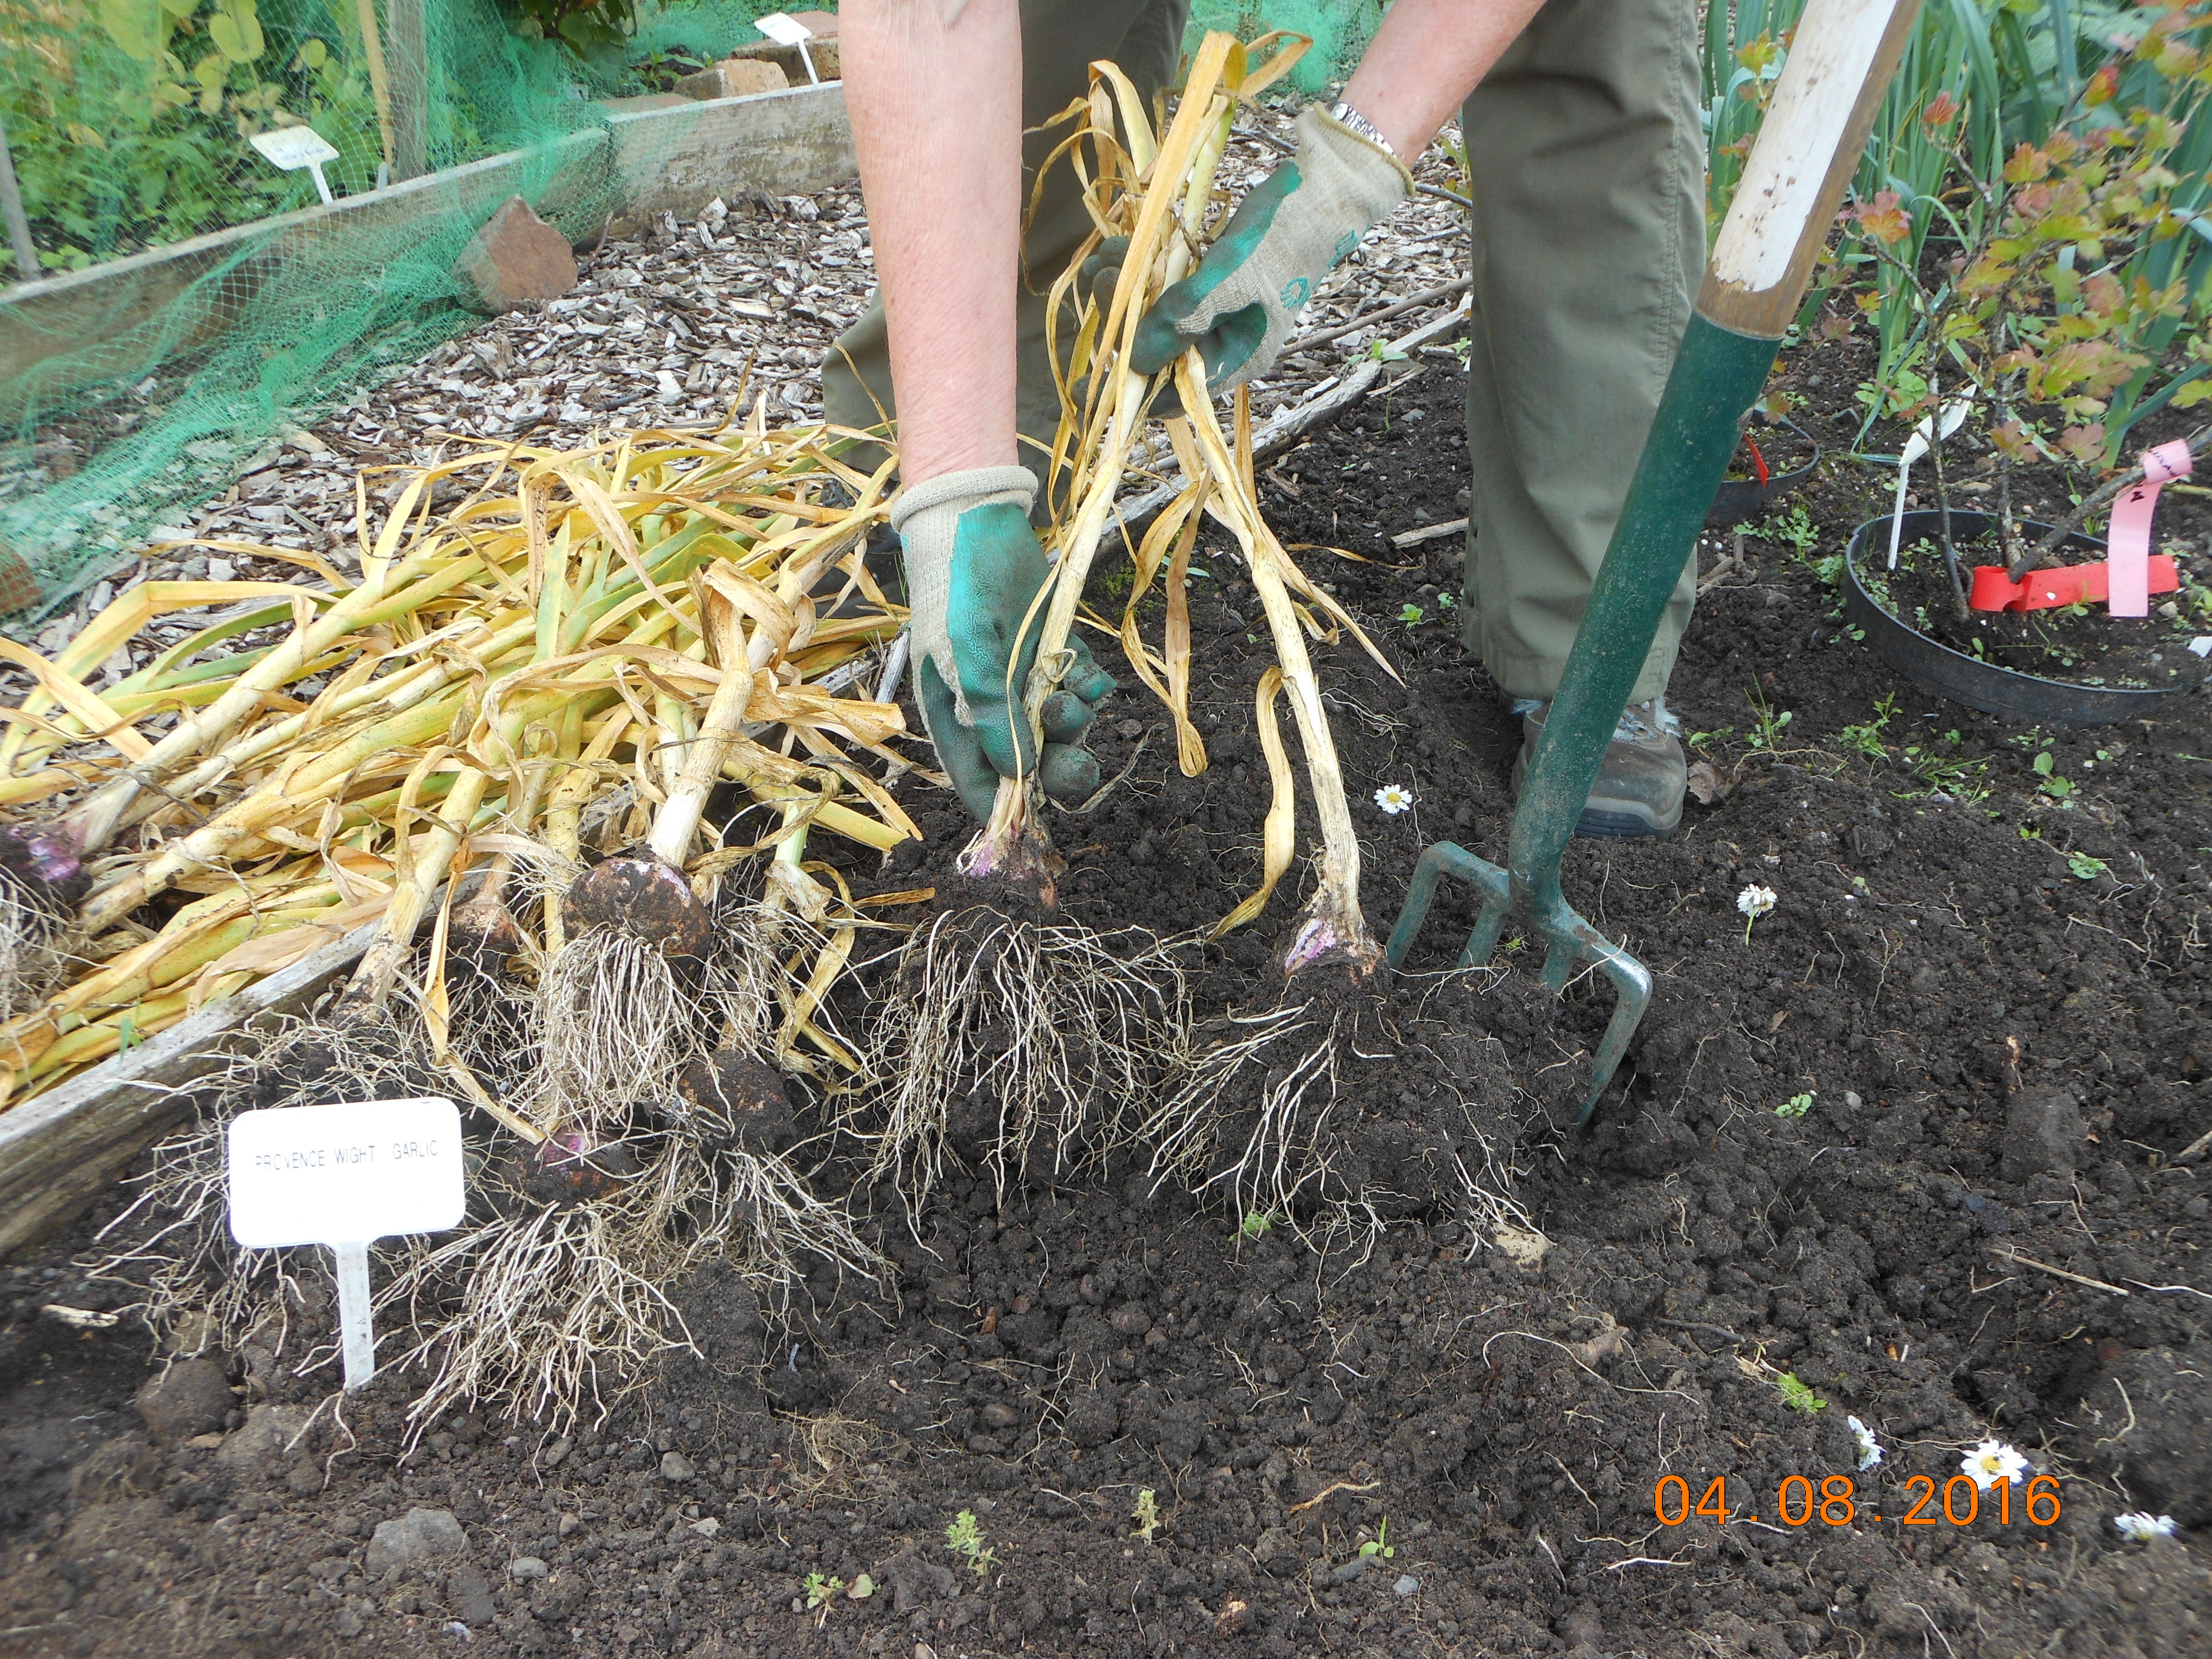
(227, 1097), (465, 1390)
(753, 12), (820, 82)
(753, 12), (813, 42)
(249, 126), (341, 204)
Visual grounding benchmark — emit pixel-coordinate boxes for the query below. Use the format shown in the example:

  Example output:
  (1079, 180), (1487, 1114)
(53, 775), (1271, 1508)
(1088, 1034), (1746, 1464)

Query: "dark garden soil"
(6, 347), (2212, 1659)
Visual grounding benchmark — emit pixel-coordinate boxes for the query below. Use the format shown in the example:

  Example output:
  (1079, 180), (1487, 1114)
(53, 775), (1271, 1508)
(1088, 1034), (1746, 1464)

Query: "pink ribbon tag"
(2106, 440), (2193, 617)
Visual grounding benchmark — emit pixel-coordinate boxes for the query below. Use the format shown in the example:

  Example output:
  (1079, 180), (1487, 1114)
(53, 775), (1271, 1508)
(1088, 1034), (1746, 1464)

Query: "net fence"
(0, 0), (789, 621)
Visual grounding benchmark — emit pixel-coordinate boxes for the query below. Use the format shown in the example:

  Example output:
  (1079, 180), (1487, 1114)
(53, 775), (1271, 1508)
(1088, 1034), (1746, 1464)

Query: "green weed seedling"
(1776, 1092), (1814, 1119)
(1777, 1373), (1827, 1414)
(1836, 692), (1898, 760)
(1747, 686), (1794, 752)
(804, 1572), (845, 1612)
(1358, 1518), (1395, 1561)
(1239, 1209), (1276, 1240)
(1133, 1489), (1162, 1544)
(1899, 732), (1991, 804)
(2033, 750), (2077, 802)
(1399, 603), (1425, 626)
(1762, 503), (1819, 559)
(947, 1510), (995, 1578)
(2067, 850), (2109, 880)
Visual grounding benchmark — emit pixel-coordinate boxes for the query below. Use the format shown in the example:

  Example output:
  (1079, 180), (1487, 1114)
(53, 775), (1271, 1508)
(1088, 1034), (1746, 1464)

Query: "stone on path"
(675, 58), (790, 101)
(364, 1506), (468, 1577)
(453, 196), (577, 316)
(134, 1357), (232, 1443)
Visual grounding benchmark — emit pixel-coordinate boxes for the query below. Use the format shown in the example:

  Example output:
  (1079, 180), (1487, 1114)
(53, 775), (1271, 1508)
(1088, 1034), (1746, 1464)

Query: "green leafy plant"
(2033, 749), (2078, 800)
(1900, 733), (1993, 804)
(804, 1572), (845, 1611)
(1761, 502), (1819, 558)
(1132, 1489), (1162, 1543)
(1776, 1372), (1827, 1414)
(1357, 1518), (1395, 1560)
(1836, 691), (1899, 760)
(1747, 687), (1794, 752)
(1776, 1091), (1815, 1119)
(946, 1510), (996, 1578)
(510, 0), (638, 59)
(1398, 602), (1425, 625)
(1238, 1208), (1275, 1239)
(2067, 849), (2110, 879)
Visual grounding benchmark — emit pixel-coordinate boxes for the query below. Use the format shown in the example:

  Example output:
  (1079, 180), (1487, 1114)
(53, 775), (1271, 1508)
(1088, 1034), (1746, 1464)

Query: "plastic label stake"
(754, 13), (820, 84)
(250, 126), (342, 204)
(227, 1097), (464, 1390)
(2104, 440), (2193, 618)
(1885, 393), (1973, 570)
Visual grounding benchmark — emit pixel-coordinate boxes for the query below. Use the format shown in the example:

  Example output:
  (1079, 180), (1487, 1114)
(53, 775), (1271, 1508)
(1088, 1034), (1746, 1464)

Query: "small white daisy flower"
(2114, 1512), (2177, 1542)
(1374, 784), (1414, 816)
(1961, 1439), (2028, 1491)
(1848, 1415), (1884, 1472)
(1737, 883), (1777, 942)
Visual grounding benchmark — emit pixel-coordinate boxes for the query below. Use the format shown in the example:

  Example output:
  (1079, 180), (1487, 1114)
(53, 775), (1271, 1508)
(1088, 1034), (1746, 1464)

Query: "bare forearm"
(842, 0), (1023, 483)
(1341, 0), (1549, 158)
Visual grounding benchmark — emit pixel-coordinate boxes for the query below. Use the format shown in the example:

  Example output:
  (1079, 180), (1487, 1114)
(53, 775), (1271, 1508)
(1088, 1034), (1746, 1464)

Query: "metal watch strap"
(1325, 100), (1395, 158)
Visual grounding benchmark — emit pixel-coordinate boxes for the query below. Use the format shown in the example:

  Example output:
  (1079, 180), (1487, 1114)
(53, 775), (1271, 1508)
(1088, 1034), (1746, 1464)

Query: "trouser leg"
(823, 0), (1190, 507)
(1458, 0), (1705, 704)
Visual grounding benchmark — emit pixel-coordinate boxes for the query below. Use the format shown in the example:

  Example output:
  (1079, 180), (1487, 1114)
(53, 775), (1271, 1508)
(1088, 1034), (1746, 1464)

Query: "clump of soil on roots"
(8, 365), (2212, 1657)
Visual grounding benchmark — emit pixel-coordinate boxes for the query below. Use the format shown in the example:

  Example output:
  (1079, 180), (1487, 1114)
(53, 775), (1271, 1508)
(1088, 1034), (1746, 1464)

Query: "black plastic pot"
(1707, 418), (1821, 527)
(1842, 508), (2195, 727)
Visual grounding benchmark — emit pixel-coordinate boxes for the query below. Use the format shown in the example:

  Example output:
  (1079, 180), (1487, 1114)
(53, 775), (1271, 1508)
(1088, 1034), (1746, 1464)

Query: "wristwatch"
(1325, 100), (1396, 158)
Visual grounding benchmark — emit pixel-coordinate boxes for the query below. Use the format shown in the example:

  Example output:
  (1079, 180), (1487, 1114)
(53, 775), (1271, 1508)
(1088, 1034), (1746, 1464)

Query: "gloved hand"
(893, 467), (1118, 820)
(1129, 104), (1412, 388)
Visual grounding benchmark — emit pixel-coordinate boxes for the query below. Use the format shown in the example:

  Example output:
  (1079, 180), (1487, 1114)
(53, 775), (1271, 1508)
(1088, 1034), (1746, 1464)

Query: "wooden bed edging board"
(0, 917), (382, 1258)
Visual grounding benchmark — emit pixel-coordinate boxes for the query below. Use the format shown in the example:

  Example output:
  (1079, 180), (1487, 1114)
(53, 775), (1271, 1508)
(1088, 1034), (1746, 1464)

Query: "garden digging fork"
(1387, 0), (1924, 1122)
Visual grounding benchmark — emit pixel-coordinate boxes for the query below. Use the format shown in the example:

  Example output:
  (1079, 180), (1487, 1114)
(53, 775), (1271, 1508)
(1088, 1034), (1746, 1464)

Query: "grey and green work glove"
(893, 467), (1118, 820)
(1128, 103), (1413, 388)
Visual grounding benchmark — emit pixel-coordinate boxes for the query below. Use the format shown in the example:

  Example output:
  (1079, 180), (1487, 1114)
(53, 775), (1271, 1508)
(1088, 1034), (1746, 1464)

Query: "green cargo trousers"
(1458, 0), (1706, 703)
(822, 0), (1704, 701)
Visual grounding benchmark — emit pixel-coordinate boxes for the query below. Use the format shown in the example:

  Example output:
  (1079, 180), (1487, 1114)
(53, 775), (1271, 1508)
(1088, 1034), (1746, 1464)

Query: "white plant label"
(249, 126), (341, 205)
(227, 1097), (465, 1390)
(753, 12), (820, 82)
(753, 12), (813, 43)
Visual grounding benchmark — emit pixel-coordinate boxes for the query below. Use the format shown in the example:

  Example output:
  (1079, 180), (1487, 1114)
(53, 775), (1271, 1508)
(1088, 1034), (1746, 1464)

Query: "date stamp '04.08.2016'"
(1656, 1474), (2065, 1530)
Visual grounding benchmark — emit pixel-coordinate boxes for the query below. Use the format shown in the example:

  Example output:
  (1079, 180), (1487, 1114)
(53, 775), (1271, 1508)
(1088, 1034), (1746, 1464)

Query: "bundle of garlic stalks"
(4, 409), (906, 1429)
(861, 30), (1400, 1234)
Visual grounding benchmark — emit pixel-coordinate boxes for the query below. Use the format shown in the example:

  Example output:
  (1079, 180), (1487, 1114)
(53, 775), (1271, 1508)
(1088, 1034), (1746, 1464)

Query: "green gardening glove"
(1130, 104), (1412, 388)
(893, 467), (1118, 821)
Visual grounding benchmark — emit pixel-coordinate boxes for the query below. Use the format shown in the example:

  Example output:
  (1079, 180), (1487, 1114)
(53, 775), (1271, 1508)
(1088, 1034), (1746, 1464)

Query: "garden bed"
(1, 326), (2208, 1659)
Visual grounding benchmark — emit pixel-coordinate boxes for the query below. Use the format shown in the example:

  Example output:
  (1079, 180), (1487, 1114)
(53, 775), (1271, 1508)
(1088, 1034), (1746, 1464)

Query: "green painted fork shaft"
(1511, 310), (1781, 910)
(1386, 310), (1780, 1122)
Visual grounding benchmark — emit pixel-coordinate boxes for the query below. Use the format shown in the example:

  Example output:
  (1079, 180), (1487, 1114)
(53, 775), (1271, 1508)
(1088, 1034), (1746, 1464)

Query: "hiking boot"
(1510, 697), (1685, 839)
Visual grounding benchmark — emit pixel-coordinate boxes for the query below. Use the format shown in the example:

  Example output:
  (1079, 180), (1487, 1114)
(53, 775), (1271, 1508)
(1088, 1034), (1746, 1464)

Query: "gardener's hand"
(893, 467), (1118, 820)
(1130, 105), (1412, 389)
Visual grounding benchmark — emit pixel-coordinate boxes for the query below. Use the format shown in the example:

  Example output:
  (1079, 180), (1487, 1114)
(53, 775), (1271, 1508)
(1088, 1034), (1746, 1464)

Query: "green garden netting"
(1184, 0), (1382, 92)
(0, 0), (791, 622)
(0, 0), (1381, 626)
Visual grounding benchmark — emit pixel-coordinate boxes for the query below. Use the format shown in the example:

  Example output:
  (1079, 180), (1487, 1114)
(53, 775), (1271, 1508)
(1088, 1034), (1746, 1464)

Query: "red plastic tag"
(1969, 555), (2180, 612)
